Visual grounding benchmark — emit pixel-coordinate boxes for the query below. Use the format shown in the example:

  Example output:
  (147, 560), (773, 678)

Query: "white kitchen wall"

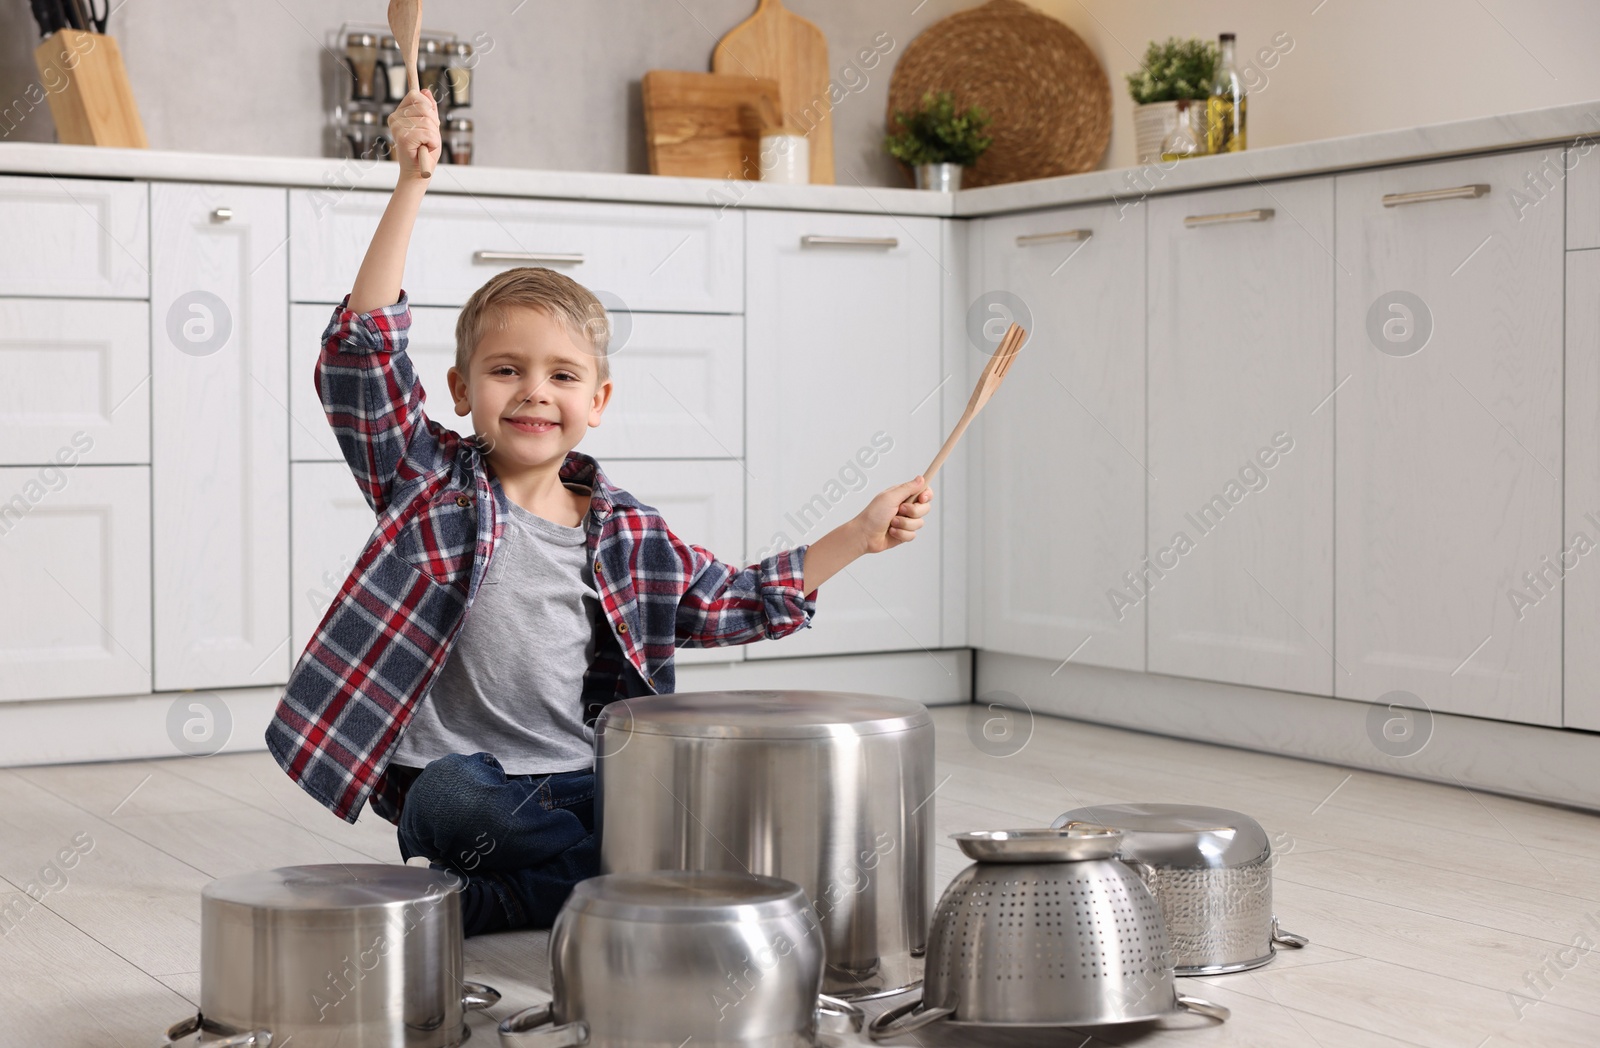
(0, 0), (972, 186)
(2, 0), (1599, 184)
(1039, 0), (1600, 171)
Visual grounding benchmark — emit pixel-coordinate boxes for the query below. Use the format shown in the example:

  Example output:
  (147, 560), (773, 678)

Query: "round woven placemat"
(886, 0), (1110, 187)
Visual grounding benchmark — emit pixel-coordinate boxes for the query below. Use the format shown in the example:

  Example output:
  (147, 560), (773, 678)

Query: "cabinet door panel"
(0, 175), (148, 298)
(977, 201), (1146, 671)
(745, 212), (943, 658)
(0, 466), (151, 701)
(152, 184), (291, 690)
(1335, 150), (1563, 725)
(1147, 178), (1335, 695)
(0, 299), (150, 465)
(289, 191), (742, 312)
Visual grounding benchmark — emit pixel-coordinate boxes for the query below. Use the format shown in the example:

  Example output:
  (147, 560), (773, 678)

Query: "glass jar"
(419, 38), (446, 103)
(378, 35), (407, 103)
(445, 117), (473, 165)
(344, 106), (382, 160)
(345, 32), (378, 102)
(446, 41), (473, 108)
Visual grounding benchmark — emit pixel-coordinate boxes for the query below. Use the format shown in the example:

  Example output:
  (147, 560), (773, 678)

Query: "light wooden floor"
(2, 706), (1597, 1047)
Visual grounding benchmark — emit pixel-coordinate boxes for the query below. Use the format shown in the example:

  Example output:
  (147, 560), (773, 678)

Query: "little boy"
(265, 91), (934, 936)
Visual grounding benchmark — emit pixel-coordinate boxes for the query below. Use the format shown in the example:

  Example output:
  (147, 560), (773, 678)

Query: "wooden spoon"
(902, 322), (1028, 507)
(386, 0), (433, 178)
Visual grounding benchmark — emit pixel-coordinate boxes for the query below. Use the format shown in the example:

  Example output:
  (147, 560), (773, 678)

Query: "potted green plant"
(1126, 37), (1218, 164)
(883, 90), (993, 192)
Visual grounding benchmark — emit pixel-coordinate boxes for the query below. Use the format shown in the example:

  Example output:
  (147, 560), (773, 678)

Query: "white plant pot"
(1133, 100), (1182, 165)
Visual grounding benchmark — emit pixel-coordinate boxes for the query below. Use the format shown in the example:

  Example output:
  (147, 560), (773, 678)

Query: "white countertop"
(3, 98), (1597, 218)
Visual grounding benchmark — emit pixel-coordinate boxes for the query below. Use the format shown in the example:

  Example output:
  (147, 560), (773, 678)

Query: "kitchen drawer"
(0, 299), (150, 465)
(288, 191), (742, 312)
(0, 176), (148, 298)
(597, 458), (744, 665)
(0, 465), (151, 701)
(290, 305), (743, 462)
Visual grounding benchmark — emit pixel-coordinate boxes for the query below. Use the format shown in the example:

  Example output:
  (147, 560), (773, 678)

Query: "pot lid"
(202, 864), (462, 910)
(596, 690), (931, 739)
(1053, 803), (1271, 868)
(567, 870), (809, 923)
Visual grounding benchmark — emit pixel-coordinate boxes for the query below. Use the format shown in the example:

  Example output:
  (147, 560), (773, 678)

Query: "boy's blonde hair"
(454, 267), (612, 383)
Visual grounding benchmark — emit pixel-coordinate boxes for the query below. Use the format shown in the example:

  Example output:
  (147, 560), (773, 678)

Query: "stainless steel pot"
(497, 871), (863, 1047)
(161, 864), (501, 1047)
(1054, 803), (1310, 975)
(868, 828), (1228, 1038)
(595, 690), (934, 999)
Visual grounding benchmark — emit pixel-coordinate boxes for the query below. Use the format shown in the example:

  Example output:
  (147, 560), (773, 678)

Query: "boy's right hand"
(389, 89), (440, 180)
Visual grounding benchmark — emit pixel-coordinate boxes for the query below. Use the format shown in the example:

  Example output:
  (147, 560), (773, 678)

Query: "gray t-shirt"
(390, 483), (603, 774)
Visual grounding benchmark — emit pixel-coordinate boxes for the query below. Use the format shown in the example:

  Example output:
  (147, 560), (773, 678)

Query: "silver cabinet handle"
(1184, 208), (1274, 228)
(1016, 229), (1092, 246)
(473, 250), (585, 265)
(1381, 184), (1490, 207)
(799, 235), (899, 249)
(210, 208), (233, 222)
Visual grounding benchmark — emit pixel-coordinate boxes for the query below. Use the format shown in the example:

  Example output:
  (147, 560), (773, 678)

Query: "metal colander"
(870, 828), (1227, 1038)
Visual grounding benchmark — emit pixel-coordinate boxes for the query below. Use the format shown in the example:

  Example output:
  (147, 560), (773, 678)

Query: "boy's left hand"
(856, 476), (933, 554)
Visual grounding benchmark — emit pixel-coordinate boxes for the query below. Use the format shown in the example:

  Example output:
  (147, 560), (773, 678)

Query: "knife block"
(33, 29), (148, 148)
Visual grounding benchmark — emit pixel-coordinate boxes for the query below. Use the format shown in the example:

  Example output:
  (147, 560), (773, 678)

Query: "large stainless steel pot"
(868, 828), (1228, 1039)
(161, 864), (501, 1047)
(1054, 803), (1310, 975)
(595, 690), (934, 999)
(497, 871), (863, 1047)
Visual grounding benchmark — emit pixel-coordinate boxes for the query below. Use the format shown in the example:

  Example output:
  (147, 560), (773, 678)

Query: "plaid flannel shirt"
(265, 293), (816, 825)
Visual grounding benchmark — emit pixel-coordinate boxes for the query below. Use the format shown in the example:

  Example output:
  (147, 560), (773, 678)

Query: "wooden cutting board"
(641, 70), (782, 181)
(712, 0), (834, 185)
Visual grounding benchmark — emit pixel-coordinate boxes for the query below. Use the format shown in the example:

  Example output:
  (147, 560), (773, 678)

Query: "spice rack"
(323, 21), (477, 166)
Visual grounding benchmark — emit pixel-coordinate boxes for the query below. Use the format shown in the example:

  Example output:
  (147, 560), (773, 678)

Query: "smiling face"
(445, 304), (613, 475)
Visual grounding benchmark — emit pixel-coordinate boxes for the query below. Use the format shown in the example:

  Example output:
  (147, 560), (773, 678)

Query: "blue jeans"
(394, 752), (599, 936)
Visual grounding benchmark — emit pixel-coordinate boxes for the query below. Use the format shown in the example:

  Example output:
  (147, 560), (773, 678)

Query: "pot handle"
(498, 1003), (589, 1048)
(815, 993), (864, 1034)
(1271, 916), (1310, 949)
(463, 980), (503, 1010)
(1176, 993), (1231, 1023)
(162, 1014), (272, 1047)
(866, 998), (954, 1041)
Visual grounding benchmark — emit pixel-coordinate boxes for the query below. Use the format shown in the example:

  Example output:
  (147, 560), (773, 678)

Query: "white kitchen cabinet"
(288, 305), (744, 463)
(1567, 250), (1600, 731)
(288, 190), (742, 313)
(1146, 178), (1336, 695)
(0, 175), (148, 298)
(975, 200), (1147, 672)
(0, 299), (150, 466)
(151, 183), (292, 691)
(744, 211), (944, 659)
(0, 466), (150, 701)
(1335, 150), (1564, 725)
(290, 461), (381, 659)
(595, 458), (744, 665)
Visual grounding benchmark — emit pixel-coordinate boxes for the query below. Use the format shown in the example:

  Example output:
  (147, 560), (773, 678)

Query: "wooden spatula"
(386, 0), (432, 178)
(905, 323), (1028, 504)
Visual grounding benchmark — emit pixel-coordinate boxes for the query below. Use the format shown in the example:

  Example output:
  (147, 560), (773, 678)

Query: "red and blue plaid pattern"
(266, 294), (816, 825)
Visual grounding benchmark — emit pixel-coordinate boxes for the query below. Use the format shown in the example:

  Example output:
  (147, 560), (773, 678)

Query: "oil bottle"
(1205, 32), (1247, 153)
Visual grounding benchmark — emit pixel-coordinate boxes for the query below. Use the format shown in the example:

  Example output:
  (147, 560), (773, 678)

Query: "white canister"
(759, 132), (810, 184)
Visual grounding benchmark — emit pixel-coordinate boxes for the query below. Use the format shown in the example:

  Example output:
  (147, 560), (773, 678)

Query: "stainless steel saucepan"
(161, 864), (501, 1047)
(498, 870), (863, 1047)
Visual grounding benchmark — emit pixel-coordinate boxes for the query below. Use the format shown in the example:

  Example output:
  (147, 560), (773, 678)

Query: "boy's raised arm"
(350, 90), (441, 312)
